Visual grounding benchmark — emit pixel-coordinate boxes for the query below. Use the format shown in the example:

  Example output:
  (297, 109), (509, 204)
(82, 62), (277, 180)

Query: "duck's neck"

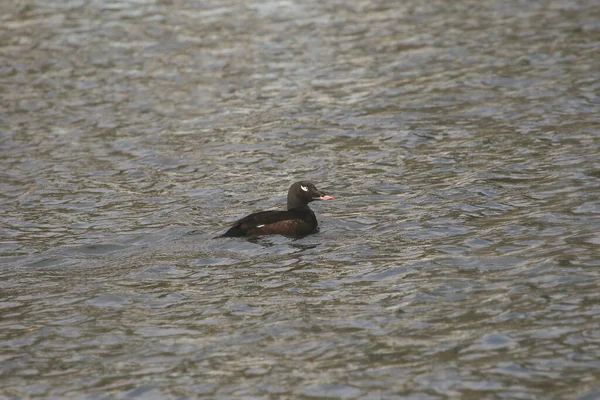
(287, 201), (310, 211)
(287, 194), (310, 210)
(287, 204), (317, 223)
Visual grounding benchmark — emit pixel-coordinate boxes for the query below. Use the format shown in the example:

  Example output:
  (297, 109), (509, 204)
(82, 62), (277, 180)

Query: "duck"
(220, 181), (334, 237)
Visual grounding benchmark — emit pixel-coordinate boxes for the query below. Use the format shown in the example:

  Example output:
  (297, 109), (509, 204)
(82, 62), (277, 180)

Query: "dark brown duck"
(220, 181), (334, 237)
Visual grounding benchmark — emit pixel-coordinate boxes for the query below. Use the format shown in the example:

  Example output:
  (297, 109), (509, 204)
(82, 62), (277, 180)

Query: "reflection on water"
(1, 0), (600, 398)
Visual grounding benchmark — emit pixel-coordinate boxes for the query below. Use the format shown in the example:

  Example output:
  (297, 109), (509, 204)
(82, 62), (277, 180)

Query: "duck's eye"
(301, 185), (308, 192)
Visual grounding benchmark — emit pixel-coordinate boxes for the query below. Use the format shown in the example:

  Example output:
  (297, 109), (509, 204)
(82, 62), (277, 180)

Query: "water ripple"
(1, 0), (600, 398)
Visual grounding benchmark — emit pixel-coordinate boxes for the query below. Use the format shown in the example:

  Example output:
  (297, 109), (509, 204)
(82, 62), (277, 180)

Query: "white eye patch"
(301, 185), (308, 192)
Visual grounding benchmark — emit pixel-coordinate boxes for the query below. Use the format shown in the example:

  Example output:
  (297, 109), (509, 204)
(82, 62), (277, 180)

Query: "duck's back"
(221, 207), (317, 237)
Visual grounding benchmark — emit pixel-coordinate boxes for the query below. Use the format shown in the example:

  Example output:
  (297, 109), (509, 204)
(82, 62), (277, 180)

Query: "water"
(2, 0), (600, 398)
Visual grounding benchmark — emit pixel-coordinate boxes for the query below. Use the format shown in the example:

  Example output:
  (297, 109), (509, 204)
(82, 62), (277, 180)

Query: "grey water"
(1, 0), (600, 398)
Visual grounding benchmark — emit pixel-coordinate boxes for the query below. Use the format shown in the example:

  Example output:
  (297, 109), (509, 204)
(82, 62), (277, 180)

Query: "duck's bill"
(319, 195), (335, 200)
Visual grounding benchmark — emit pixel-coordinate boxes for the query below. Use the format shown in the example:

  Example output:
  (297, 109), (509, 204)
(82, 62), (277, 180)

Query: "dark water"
(2, 0), (600, 398)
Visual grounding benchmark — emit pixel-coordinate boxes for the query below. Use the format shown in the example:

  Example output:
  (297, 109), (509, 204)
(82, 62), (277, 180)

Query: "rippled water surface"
(2, 0), (600, 398)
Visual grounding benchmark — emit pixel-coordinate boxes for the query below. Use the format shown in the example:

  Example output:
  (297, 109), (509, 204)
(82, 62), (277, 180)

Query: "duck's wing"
(220, 210), (294, 237)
